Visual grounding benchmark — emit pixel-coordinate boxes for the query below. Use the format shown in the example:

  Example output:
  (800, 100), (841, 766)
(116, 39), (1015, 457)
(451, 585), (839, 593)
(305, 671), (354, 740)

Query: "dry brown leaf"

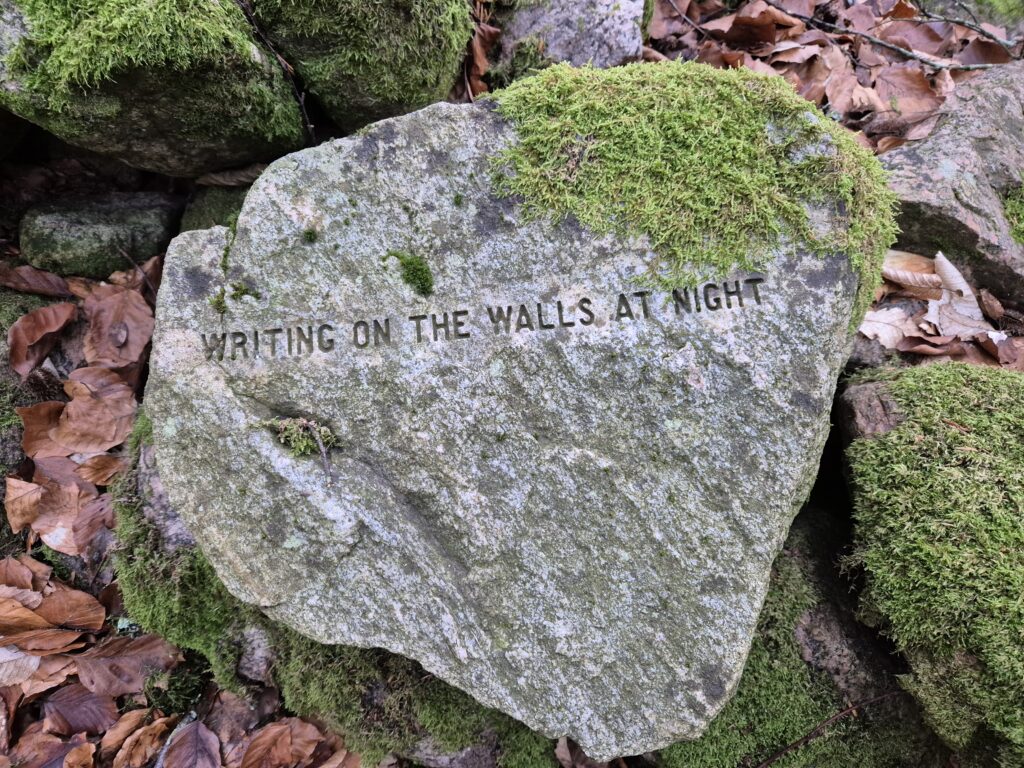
(114, 715), (178, 768)
(33, 582), (105, 631)
(0, 264), (71, 298)
(50, 368), (137, 454)
(317, 750), (360, 768)
(42, 683), (118, 736)
(29, 457), (100, 557)
(8, 303), (78, 379)
(76, 635), (181, 697)
(0, 557), (35, 590)
(100, 709), (155, 763)
(0, 645), (41, 687)
(163, 721), (223, 768)
(924, 252), (994, 339)
(859, 305), (923, 349)
(0, 585), (42, 610)
(468, 22), (501, 97)
(206, 691), (259, 768)
(75, 454), (130, 486)
(17, 555), (52, 592)
(5, 477), (44, 535)
(0, 684), (18, 753)
(873, 62), (945, 123)
(20, 654), (76, 698)
(2, 628), (86, 657)
(240, 718), (323, 768)
(8, 729), (90, 768)
(64, 739), (97, 768)
(17, 402), (71, 459)
(0, 596), (51, 633)
(108, 255), (163, 299)
(72, 493), (115, 556)
(82, 285), (155, 370)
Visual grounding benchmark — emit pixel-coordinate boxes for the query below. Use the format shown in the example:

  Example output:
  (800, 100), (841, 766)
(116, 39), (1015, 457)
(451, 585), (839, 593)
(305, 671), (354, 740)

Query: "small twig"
(302, 418), (336, 481)
(667, 0), (709, 38)
(118, 247), (158, 298)
(232, 0), (315, 143)
(761, 0), (1006, 70)
(914, 8), (1021, 55)
(754, 691), (904, 768)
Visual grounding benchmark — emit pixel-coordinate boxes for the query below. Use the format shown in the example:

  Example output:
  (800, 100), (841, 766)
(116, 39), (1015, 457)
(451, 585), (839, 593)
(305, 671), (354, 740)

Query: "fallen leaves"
(8, 303), (78, 379)
(163, 721), (222, 768)
(646, 0), (1023, 149)
(858, 250), (1024, 369)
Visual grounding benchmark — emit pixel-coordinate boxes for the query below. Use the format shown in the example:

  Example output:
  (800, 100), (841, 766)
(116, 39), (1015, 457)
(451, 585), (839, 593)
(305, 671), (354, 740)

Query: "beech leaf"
(8, 303), (78, 379)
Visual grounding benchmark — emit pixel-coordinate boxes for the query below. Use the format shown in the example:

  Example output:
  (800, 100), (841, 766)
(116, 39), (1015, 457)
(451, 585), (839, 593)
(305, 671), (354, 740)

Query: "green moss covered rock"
(0, 0), (305, 177)
(180, 187), (249, 233)
(845, 363), (1024, 766)
(253, 0), (473, 132)
(20, 192), (182, 278)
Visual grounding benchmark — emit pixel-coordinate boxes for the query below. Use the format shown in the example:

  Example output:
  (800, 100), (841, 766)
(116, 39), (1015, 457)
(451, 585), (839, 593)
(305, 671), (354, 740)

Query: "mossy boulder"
(253, 0), (473, 133)
(0, 0), (305, 177)
(180, 186), (249, 234)
(19, 192), (182, 278)
(843, 363), (1024, 766)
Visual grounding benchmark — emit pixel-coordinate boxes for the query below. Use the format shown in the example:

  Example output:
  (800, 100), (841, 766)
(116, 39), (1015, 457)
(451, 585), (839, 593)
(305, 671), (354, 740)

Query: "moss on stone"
(114, 425), (553, 768)
(487, 36), (553, 90)
(846, 363), (1024, 765)
(1005, 186), (1024, 245)
(262, 417), (337, 458)
(661, 515), (944, 768)
(490, 62), (898, 328)
(180, 187), (249, 233)
(390, 250), (434, 297)
(254, 0), (473, 132)
(1, 1), (304, 175)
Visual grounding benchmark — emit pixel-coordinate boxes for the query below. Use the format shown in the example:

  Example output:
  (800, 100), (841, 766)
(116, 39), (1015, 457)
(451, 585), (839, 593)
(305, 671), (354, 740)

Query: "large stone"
(147, 94), (869, 756)
(0, 0), (304, 177)
(881, 62), (1024, 302)
(20, 192), (182, 278)
(496, 0), (644, 71)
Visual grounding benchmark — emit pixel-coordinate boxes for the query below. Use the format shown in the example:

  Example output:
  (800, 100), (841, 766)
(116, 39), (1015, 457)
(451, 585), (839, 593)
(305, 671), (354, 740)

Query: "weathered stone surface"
(497, 0), (644, 70)
(148, 101), (861, 759)
(882, 62), (1024, 302)
(20, 192), (182, 278)
(0, 0), (305, 177)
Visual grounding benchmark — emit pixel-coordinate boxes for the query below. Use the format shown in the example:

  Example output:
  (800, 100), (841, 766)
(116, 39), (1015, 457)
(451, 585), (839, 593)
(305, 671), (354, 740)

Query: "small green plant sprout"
(230, 282), (262, 301)
(388, 250), (434, 297)
(209, 287), (227, 315)
(261, 417), (339, 479)
(302, 228), (319, 243)
(1005, 186), (1024, 244)
(454, 192), (465, 207)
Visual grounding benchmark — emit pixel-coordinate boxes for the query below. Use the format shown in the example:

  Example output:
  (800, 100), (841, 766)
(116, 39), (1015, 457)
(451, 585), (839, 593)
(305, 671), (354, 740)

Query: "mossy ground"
(254, 0), (473, 131)
(1005, 186), (1024, 245)
(490, 62), (898, 328)
(846, 363), (1024, 765)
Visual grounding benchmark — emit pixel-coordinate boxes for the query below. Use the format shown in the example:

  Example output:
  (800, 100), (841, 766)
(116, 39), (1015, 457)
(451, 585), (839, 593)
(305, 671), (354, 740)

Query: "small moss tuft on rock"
(846, 363), (1024, 765)
(390, 250), (434, 297)
(303, 228), (319, 243)
(490, 62), (898, 328)
(1004, 186), (1024, 244)
(209, 287), (227, 315)
(262, 417), (337, 458)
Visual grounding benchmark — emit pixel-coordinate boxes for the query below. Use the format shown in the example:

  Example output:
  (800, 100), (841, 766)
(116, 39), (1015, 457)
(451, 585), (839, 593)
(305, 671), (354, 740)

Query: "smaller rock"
(180, 187), (249, 233)
(882, 62), (1024, 302)
(20, 193), (182, 278)
(497, 0), (644, 70)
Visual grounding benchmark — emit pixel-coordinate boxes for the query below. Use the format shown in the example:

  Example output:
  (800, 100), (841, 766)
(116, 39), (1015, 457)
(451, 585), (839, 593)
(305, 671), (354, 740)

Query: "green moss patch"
(1005, 186), (1024, 245)
(254, 0), (472, 131)
(390, 250), (434, 297)
(490, 62), (897, 327)
(846, 363), (1024, 764)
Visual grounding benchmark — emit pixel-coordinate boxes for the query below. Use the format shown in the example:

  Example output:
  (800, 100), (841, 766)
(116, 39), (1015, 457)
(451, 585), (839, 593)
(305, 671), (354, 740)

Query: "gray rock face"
(148, 102), (860, 759)
(20, 193), (182, 279)
(498, 0), (644, 70)
(0, 0), (304, 177)
(882, 62), (1024, 302)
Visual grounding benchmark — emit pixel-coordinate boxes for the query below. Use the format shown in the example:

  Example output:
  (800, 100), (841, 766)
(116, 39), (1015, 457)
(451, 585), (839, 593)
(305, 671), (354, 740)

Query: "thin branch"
(667, 0), (709, 38)
(754, 691), (904, 768)
(117, 247), (157, 298)
(762, 0), (1006, 70)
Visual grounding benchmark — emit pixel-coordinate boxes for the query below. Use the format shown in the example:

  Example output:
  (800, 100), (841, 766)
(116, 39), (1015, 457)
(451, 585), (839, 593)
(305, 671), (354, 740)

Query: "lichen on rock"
(254, 0), (473, 132)
(489, 62), (897, 328)
(845, 363), (1024, 766)
(0, 0), (305, 176)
